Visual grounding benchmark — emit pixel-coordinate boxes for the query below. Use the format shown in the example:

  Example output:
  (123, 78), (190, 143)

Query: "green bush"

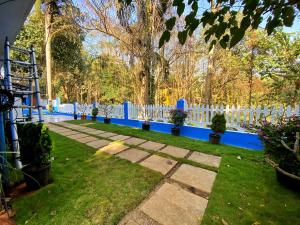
(258, 116), (300, 176)
(169, 109), (188, 127)
(18, 123), (53, 168)
(92, 107), (99, 117)
(211, 113), (226, 134)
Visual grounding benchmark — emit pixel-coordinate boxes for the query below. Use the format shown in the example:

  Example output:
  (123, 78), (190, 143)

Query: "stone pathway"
(47, 121), (222, 225)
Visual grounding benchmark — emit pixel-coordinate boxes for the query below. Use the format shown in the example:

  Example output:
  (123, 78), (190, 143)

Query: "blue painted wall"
(50, 112), (263, 151)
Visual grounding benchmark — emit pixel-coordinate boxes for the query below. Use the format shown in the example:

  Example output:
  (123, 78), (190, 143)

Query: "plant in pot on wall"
(209, 113), (226, 144)
(169, 109), (188, 136)
(92, 107), (99, 121)
(99, 104), (113, 124)
(258, 116), (300, 190)
(78, 103), (88, 120)
(141, 106), (151, 131)
(18, 123), (53, 190)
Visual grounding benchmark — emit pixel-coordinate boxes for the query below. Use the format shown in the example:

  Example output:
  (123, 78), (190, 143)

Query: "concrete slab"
(123, 137), (147, 146)
(138, 141), (166, 151)
(160, 146), (189, 158)
(140, 155), (177, 175)
(171, 164), (217, 194)
(67, 133), (89, 140)
(76, 136), (98, 143)
(86, 139), (111, 148)
(117, 148), (150, 163)
(99, 142), (129, 155)
(188, 152), (222, 168)
(85, 130), (106, 135)
(110, 135), (131, 141)
(141, 182), (208, 225)
(60, 130), (80, 136)
(98, 132), (118, 138)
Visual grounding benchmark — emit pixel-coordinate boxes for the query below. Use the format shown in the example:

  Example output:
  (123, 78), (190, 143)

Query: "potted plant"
(258, 116), (300, 190)
(92, 107), (99, 121)
(18, 123), (53, 190)
(99, 104), (113, 124)
(141, 106), (151, 131)
(169, 109), (188, 136)
(78, 103), (88, 120)
(73, 113), (78, 120)
(209, 113), (226, 144)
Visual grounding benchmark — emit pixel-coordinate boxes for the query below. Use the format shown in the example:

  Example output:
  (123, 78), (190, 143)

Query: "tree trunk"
(45, 1), (53, 106)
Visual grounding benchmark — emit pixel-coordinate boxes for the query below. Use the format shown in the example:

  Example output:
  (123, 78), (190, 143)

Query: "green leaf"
(159, 30), (170, 48)
(282, 7), (295, 27)
(230, 28), (245, 47)
(177, 3), (185, 17)
(191, 1), (198, 11)
(241, 16), (251, 31)
(215, 22), (227, 39)
(166, 17), (176, 30)
(173, 0), (183, 6)
(188, 19), (200, 36)
(178, 30), (188, 45)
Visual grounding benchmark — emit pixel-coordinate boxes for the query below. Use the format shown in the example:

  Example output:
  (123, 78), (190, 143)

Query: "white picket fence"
(186, 104), (300, 128)
(129, 104), (175, 122)
(57, 102), (300, 129)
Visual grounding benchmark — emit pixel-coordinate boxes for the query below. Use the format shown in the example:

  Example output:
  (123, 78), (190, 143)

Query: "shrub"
(258, 115), (300, 176)
(92, 107), (99, 117)
(18, 123), (53, 168)
(169, 109), (188, 127)
(211, 113), (226, 134)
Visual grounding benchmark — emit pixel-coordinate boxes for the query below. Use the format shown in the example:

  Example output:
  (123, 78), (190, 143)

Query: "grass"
(67, 120), (300, 225)
(13, 132), (162, 225)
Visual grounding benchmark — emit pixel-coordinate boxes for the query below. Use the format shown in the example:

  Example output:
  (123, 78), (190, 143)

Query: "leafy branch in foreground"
(119, 0), (299, 48)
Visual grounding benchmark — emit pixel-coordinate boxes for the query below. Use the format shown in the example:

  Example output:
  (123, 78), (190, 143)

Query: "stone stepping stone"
(171, 164), (217, 194)
(77, 128), (95, 132)
(85, 130), (106, 135)
(67, 133), (89, 140)
(138, 141), (166, 151)
(77, 136), (98, 143)
(123, 137), (147, 146)
(60, 130), (80, 136)
(117, 148), (150, 163)
(110, 135), (130, 141)
(86, 139), (111, 148)
(160, 146), (189, 158)
(140, 155), (177, 175)
(141, 182), (208, 225)
(99, 143), (129, 155)
(97, 132), (118, 138)
(188, 152), (222, 168)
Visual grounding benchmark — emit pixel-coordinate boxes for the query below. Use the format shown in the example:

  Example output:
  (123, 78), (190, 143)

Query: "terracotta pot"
(209, 133), (221, 144)
(142, 123), (150, 131)
(104, 118), (111, 124)
(171, 127), (180, 136)
(81, 114), (87, 120)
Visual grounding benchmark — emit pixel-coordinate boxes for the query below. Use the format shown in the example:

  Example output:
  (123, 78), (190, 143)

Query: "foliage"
(18, 123), (53, 167)
(92, 107), (99, 117)
(99, 104), (114, 118)
(211, 113), (226, 134)
(77, 104), (88, 115)
(154, 0), (299, 48)
(169, 109), (188, 127)
(258, 115), (300, 176)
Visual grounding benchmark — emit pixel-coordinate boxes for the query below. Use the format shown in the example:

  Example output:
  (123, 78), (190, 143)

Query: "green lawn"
(68, 120), (300, 225)
(13, 132), (162, 225)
